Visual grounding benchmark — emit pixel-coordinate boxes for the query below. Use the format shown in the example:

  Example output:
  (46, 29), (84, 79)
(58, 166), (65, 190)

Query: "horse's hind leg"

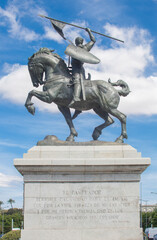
(58, 105), (78, 142)
(92, 107), (114, 140)
(108, 108), (127, 143)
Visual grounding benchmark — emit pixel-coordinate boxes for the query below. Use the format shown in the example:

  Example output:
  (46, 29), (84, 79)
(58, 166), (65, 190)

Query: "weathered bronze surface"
(65, 44), (100, 64)
(37, 135), (126, 146)
(68, 27), (97, 104)
(25, 47), (130, 143)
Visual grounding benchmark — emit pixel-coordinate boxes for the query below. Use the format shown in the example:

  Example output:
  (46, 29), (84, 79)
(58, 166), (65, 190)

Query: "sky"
(0, 0), (157, 209)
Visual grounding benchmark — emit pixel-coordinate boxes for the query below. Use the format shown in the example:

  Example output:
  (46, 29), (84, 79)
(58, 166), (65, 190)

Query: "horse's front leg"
(25, 89), (51, 115)
(58, 105), (78, 142)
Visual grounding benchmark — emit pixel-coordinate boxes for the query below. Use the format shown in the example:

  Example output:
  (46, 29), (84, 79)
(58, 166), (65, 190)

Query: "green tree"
(1, 230), (21, 240)
(0, 200), (4, 210)
(7, 199), (15, 209)
(0, 208), (23, 235)
(142, 208), (157, 231)
(151, 208), (157, 227)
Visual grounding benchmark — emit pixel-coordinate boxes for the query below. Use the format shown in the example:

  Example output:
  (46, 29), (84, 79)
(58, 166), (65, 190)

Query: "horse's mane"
(28, 48), (71, 86)
(28, 47), (62, 60)
(29, 48), (70, 74)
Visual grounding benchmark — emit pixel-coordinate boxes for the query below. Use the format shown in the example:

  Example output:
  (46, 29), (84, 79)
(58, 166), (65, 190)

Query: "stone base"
(21, 228), (143, 240)
(14, 143), (150, 240)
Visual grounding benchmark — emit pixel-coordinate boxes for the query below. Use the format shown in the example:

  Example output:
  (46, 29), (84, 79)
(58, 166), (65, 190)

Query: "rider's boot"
(68, 83), (81, 107)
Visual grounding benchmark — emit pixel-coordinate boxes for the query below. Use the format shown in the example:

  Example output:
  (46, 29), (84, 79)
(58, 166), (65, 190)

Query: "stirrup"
(68, 100), (75, 107)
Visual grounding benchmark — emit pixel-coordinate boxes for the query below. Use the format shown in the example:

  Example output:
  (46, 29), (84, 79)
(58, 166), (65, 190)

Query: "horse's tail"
(108, 79), (130, 97)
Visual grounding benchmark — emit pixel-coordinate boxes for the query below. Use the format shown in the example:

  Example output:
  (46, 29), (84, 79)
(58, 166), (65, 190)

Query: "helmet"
(75, 37), (84, 46)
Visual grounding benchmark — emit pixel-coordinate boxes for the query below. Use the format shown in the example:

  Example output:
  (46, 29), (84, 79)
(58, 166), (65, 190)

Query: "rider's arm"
(84, 28), (96, 51)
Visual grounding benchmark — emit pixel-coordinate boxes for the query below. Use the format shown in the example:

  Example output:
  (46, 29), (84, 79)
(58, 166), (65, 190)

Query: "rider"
(68, 28), (96, 107)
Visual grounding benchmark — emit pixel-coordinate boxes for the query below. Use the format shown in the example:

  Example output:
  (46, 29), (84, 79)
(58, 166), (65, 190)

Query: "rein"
(44, 75), (71, 85)
(29, 49), (72, 87)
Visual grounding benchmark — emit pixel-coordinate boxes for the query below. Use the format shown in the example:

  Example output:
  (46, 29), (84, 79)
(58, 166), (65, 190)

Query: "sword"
(80, 75), (86, 101)
(39, 15), (124, 43)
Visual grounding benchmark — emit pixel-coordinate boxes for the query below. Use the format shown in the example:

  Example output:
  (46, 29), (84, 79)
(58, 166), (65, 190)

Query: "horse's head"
(28, 47), (70, 87)
(28, 48), (55, 87)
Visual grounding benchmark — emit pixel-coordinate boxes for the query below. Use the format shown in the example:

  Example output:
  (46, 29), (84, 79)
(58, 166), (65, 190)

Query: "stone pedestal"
(14, 143), (150, 240)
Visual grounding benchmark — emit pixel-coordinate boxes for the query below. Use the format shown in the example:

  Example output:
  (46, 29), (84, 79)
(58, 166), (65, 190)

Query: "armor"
(68, 28), (97, 106)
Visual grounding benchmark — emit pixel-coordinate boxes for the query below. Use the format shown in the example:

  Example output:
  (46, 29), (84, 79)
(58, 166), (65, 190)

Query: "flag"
(50, 20), (66, 40)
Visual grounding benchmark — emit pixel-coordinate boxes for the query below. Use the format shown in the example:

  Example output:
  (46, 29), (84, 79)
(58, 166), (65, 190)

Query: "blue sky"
(0, 0), (157, 208)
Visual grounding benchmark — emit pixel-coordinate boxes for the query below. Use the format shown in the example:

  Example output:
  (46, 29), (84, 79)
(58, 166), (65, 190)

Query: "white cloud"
(86, 24), (157, 115)
(0, 63), (58, 112)
(0, 1), (86, 44)
(64, 21), (87, 42)
(43, 26), (64, 43)
(2, 63), (22, 74)
(0, 0), (56, 42)
(0, 4), (39, 42)
(0, 173), (22, 187)
(104, 23), (152, 47)
(43, 20), (87, 44)
(0, 65), (31, 104)
(0, 24), (157, 115)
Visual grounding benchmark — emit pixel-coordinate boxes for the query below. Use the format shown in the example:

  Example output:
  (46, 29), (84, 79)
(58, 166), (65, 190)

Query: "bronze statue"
(25, 16), (129, 143)
(25, 47), (130, 143)
(68, 28), (96, 107)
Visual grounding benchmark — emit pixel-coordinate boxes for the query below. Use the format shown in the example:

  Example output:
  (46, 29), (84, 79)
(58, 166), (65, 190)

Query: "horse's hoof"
(115, 137), (124, 143)
(71, 128), (78, 137)
(123, 133), (128, 139)
(92, 128), (101, 140)
(66, 136), (75, 142)
(27, 105), (35, 115)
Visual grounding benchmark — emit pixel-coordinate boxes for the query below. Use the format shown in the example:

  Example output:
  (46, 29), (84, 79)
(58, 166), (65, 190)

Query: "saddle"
(67, 72), (92, 88)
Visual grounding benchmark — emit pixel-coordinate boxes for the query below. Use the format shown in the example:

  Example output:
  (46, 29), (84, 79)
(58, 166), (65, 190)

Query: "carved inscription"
(29, 187), (138, 227)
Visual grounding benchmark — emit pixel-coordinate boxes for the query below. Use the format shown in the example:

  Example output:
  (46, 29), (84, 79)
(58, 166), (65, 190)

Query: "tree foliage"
(1, 230), (21, 240)
(0, 201), (4, 210)
(7, 200), (15, 209)
(142, 208), (157, 231)
(0, 209), (23, 235)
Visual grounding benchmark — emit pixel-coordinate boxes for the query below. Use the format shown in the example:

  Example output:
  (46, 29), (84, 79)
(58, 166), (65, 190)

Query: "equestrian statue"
(25, 16), (130, 143)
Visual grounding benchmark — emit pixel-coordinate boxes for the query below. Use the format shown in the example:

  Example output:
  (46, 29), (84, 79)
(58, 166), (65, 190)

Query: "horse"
(25, 47), (130, 143)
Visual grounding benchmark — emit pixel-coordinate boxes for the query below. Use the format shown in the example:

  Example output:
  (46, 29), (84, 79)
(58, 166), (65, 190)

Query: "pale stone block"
(21, 228), (143, 240)
(23, 173), (141, 182)
(14, 144), (150, 240)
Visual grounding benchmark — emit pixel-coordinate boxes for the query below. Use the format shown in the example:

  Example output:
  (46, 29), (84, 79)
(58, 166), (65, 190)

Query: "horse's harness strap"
(45, 77), (66, 83)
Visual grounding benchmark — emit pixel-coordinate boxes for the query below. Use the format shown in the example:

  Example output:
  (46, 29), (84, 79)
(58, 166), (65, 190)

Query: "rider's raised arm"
(84, 28), (96, 51)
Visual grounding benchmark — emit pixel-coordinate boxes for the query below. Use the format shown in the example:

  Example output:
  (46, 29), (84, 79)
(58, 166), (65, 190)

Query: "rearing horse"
(25, 48), (130, 143)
